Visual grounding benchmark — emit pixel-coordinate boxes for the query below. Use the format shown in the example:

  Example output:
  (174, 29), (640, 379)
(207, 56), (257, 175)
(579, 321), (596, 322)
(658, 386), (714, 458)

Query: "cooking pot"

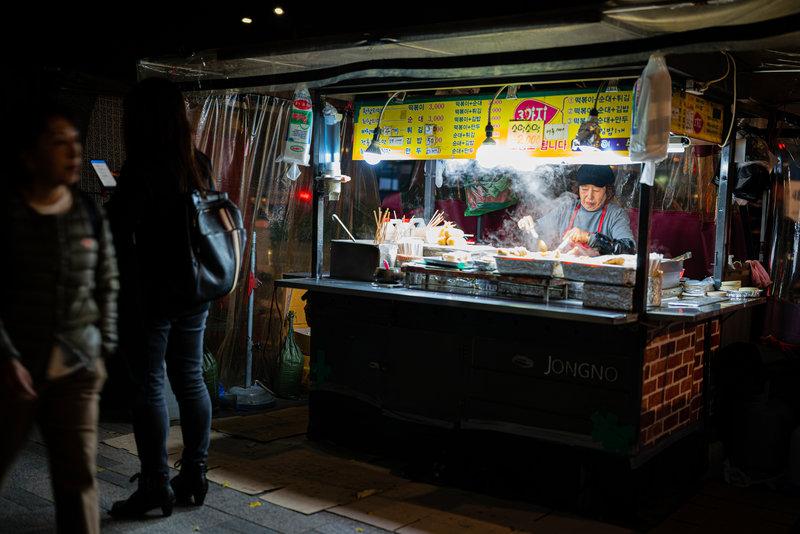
(330, 239), (380, 282)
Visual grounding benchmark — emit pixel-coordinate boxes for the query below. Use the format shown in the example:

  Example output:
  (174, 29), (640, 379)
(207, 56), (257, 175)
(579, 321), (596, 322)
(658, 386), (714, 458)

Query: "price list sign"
(353, 89), (633, 161)
(670, 92), (724, 144)
(353, 98), (485, 161)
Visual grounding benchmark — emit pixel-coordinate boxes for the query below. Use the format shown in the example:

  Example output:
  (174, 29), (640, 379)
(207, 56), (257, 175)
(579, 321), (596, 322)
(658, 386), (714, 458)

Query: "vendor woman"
(518, 164), (636, 255)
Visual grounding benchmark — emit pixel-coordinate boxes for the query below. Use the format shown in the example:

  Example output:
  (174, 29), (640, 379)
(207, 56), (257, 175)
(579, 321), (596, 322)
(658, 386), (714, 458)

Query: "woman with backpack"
(107, 77), (216, 517)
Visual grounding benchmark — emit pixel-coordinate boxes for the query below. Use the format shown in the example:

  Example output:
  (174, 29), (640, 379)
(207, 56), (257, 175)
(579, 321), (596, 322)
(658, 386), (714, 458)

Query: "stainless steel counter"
(646, 296), (767, 322)
(277, 276), (766, 325)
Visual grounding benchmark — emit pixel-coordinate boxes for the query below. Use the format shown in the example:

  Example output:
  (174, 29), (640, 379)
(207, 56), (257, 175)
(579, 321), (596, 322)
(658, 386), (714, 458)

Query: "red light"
(297, 190), (312, 201)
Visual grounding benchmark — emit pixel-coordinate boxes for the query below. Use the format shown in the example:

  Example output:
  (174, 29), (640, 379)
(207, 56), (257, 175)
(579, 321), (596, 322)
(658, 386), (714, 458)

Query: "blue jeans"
(130, 304), (211, 476)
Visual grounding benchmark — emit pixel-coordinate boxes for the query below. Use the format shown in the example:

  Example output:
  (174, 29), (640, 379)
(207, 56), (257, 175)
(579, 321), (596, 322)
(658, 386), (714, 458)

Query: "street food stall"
(138, 0), (800, 516)
(276, 78), (768, 463)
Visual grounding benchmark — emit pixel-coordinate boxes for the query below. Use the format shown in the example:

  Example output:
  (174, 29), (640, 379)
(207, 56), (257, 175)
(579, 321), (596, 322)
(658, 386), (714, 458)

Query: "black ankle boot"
(110, 472), (175, 517)
(171, 460), (208, 506)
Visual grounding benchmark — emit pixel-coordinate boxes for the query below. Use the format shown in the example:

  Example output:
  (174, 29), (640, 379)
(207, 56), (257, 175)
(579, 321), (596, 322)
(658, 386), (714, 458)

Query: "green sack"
(202, 346), (219, 408)
(274, 311), (304, 399)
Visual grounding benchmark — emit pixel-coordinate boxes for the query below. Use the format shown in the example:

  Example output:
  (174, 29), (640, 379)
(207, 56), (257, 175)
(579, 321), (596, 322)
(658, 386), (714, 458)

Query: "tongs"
(666, 251), (692, 262)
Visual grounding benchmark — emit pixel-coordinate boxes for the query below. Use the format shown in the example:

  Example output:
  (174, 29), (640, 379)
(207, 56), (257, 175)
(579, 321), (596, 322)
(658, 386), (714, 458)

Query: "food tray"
(560, 261), (637, 286)
(726, 288), (762, 299)
(494, 255), (562, 278)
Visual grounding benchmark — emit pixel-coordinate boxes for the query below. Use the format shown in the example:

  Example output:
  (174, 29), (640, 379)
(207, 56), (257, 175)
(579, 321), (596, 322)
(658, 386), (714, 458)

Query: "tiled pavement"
(0, 401), (642, 534)
(4, 401), (800, 534)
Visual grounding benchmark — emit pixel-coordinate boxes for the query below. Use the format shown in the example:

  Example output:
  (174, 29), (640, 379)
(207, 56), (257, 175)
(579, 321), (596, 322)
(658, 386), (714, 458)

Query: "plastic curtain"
(185, 92), (379, 388)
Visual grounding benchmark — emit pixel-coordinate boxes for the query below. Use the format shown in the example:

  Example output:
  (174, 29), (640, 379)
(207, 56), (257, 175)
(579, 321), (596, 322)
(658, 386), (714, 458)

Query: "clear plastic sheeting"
(184, 91), (379, 387)
(767, 140), (800, 303)
(609, 148), (715, 214)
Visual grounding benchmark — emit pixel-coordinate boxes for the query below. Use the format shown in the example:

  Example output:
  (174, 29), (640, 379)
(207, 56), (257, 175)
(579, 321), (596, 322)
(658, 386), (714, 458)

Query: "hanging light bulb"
(475, 85), (508, 168)
(572, 81), (607, 152)
(362, 91), (405, 166)
(363, 128), (383, 165)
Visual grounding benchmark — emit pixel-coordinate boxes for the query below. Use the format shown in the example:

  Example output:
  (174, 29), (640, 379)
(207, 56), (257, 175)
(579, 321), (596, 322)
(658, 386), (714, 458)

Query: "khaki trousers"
(0, 360), (107, 534)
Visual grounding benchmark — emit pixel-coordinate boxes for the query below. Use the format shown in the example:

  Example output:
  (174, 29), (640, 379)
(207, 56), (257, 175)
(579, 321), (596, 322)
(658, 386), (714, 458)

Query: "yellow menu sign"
(670, 92), (725, 144)
(352, 89), (634, 161)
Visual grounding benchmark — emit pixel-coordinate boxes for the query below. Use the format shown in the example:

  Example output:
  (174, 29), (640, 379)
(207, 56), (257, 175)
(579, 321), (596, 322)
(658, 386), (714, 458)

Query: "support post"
(633, 179), (653, 314)
(713, 142), (736, 288)
(423, 160), (436, 222)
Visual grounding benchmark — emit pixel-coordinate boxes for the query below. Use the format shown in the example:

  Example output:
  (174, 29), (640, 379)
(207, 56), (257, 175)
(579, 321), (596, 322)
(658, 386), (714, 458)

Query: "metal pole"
(713, 143), (735, 288)
(245, 231), (256, 388)
(424, 160), (436, 222)
(633, 177), (653, 314)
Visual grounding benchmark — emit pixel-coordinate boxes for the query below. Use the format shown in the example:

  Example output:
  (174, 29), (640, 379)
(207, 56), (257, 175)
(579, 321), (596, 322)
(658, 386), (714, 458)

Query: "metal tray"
(726, 288), (762, 299)
(494, 255), (562, 278)
(560, 260), (637, 286)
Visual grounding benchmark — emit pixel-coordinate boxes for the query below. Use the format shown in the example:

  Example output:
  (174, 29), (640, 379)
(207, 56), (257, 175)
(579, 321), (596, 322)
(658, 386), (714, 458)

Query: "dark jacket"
(0, 188), (119, 382)
(106, 152), (215, 317)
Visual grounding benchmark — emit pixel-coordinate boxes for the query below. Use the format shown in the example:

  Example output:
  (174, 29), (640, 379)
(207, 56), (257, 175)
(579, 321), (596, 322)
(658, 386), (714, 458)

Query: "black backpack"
(177, 189), (246, 304)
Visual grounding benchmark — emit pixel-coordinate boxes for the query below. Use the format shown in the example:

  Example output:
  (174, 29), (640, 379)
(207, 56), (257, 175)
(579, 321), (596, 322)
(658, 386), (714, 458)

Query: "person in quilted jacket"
(0, 102), (119, 534)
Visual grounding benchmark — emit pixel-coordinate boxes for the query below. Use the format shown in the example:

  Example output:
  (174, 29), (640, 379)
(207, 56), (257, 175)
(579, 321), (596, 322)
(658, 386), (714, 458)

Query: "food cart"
(140, 0), (800, 517)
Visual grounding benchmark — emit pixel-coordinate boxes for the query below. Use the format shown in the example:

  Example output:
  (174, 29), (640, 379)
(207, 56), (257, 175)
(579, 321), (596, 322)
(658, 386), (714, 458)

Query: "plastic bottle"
(280, 86), (314, 180)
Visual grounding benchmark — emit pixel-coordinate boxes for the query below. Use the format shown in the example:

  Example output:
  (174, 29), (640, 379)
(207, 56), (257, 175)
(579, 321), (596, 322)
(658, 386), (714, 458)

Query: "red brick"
(642, 378), (658, 396)
(644, 345), (660, 363)
(681, 379), (693, 394)
(650, 359), (666, 376)
(662, 413), (679, 432)
(679, 406), (692, 423)
(673, 364), (689, 381)
(676, 335), (692, 351)
(661, 341), (676, 358)
(666, 383), (681, 401)
(640, 410), (656, 428)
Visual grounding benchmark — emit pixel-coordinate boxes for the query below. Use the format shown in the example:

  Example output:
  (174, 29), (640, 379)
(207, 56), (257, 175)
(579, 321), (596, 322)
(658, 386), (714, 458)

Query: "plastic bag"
(464, 171), (518, 216)
(279, 86), (313, 181)
(733, 130), (774, 202)
(629, 54), (672, 185)
(202, 346), (219, 408)
(273, 311), (304, 399)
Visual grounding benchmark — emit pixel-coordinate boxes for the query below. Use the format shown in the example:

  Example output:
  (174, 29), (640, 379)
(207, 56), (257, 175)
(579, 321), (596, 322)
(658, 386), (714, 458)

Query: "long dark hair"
(123, 77), (207, 192)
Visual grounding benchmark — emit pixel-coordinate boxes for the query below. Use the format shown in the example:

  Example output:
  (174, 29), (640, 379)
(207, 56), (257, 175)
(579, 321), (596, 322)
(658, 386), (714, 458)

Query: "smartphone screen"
(90, 159), (117, 188)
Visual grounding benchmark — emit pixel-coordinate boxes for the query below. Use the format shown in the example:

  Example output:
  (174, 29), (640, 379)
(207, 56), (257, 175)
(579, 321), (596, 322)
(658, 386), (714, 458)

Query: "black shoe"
(171, 460), (208, 506)
(110, 472), (175, 517)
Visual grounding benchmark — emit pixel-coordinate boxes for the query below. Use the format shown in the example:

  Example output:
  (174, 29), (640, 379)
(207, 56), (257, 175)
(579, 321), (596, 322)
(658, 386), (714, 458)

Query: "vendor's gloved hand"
(563, 227), (591, 244)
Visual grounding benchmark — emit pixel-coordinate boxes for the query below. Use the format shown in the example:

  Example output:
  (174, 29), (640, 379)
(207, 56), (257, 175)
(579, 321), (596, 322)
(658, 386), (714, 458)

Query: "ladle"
(332, 214), (356, 241)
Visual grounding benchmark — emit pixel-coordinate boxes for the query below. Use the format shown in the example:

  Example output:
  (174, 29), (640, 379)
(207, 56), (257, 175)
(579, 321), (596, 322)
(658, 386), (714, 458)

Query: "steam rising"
(442, 160), (579, 246)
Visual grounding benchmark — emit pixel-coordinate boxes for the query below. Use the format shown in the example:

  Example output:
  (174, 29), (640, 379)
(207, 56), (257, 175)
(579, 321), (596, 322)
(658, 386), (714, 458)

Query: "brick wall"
(639, 319), (721, 449)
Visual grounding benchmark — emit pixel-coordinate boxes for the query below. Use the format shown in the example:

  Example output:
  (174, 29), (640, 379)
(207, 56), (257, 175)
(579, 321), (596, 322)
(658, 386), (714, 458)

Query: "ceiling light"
(274, 7), (284, 15)
(363, 91), (405, 166)
(572, 81), (607, 152)
(241, 17), (253, 24)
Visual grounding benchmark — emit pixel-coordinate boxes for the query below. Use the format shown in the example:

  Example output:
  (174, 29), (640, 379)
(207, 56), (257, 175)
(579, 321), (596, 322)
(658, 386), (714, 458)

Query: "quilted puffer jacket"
(0, 188), (119, 383)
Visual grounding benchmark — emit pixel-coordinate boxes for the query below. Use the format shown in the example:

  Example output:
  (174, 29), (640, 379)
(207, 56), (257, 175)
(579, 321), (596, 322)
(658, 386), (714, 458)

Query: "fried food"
(497, 246), (529, 257)
(603, 257), (625, 265)
(538, 239), (548, 252)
